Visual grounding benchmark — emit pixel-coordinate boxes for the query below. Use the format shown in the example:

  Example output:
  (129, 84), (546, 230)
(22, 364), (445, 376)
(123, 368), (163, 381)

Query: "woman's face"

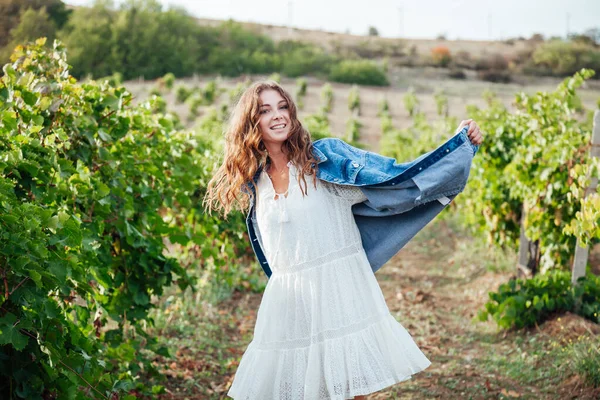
(257, 89), (291, 148)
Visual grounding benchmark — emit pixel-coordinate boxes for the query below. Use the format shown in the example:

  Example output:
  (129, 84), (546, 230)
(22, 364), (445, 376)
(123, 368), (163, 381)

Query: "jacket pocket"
(341, 156), (365, 184)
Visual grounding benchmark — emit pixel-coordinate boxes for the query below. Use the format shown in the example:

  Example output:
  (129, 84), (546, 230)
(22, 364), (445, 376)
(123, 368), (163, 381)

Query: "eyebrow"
(259, 100), (287, 108)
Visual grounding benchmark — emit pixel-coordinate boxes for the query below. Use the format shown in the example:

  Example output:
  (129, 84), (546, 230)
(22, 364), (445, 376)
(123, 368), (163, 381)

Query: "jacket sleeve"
(354, 193), (457, 273)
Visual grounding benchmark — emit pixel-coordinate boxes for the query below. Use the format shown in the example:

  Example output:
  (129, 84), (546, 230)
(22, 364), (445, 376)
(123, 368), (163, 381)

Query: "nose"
(272, 108), (283, 119)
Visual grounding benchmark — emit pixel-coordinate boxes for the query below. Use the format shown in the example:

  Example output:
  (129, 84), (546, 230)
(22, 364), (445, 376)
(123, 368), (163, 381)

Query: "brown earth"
(152, 218), (600, 400)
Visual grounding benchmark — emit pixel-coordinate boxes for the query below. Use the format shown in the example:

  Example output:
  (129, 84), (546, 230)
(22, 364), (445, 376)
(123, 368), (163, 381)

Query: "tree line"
(0, 0), (389, 85)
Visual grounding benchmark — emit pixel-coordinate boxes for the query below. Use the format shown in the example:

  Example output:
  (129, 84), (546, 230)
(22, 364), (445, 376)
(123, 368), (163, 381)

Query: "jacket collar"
(312, 145), (328, 163)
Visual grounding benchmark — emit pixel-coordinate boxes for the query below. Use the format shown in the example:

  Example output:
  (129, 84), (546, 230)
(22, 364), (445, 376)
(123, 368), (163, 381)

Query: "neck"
(265, 142), (289, 171)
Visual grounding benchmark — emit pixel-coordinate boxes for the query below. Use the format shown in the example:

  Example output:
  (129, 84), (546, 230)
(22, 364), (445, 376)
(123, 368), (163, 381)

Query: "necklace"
(267, 160), (292, 179)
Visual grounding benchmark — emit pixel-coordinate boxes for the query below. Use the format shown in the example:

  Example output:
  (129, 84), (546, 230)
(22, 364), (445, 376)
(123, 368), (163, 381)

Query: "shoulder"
(312, 138), (366, 161)
(313, 137), (355, 151)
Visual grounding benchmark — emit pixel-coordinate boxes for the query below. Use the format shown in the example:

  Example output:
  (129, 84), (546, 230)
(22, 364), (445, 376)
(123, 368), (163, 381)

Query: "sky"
(65, 0), (600, 41)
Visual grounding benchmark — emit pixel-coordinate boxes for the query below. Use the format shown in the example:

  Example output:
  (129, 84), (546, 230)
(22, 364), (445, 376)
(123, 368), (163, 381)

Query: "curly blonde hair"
(203, 81), (319, 217)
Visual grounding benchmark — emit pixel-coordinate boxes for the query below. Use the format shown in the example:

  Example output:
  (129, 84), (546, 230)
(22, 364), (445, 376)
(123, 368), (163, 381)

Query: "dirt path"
(356, 219), (598, 400)
(141, 74), (600, 399)
(369, 220), (528, 399)
(153, 214), (600, 399)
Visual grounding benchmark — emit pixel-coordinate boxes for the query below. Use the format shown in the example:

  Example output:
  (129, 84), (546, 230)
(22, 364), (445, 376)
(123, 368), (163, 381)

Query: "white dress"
(227, 163), (432, 400)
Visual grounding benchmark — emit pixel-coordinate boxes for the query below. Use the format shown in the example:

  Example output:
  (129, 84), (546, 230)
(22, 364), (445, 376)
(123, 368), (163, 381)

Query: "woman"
(204, 81), (483, 399)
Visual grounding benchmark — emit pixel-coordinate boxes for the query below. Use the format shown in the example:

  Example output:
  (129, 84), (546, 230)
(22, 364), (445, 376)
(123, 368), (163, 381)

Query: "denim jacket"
(245, 126), (479, 278)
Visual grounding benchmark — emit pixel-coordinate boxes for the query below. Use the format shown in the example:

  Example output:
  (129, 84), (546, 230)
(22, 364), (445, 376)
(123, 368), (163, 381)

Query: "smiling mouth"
(270, 124), (287, 130)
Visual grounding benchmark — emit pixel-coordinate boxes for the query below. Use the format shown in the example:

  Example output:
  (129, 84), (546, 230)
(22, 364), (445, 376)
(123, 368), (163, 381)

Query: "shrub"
(186, 92), (204, 118)
(295, 77), (308, 110)
(296, 77), (307, 97)
(403, 87), (419, 116)
(227, 80), (248, 105)
(453, 50), (473, 69)
(478, 69), (511, 83)
(97, 72), (123, 87)
(346, 118), (361, 143)
(280, 43), (334, 78)
(382, 56), (389, 73)
(202, 80), (218, 104)
(320, 83), (334, 113)
(328, 59), (389, 86)
(0, 39), (201, 398)
(175, 84), (192, 103)
(434, 89), (448, 116)
(529, 33), (545, 42)
(304, 112), (331, 140)
(368, 26), (379, 36)
(162, 72), (176, 89)
(377, 97), (389, 116)
(478, 270), (600, 330)
(458, 70), (596, 271)
(448, 68), (467, 79)
(431, 45), (451, 67)
(474, 53), (509, 71)
(149, 85), (162, 96)
(268, 72), (281, 83)
(348, 85), (360, 116)
(529, 40), (600, 77)
(347, 40), (393, 59)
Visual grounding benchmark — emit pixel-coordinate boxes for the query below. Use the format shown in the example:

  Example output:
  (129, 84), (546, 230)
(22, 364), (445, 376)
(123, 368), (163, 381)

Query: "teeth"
(271, 124), (286, 129)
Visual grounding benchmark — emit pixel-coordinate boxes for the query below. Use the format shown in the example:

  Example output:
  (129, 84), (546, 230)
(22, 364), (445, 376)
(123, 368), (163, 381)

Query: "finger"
(469, 122), (478, 135)
(460, 121), (475, 136)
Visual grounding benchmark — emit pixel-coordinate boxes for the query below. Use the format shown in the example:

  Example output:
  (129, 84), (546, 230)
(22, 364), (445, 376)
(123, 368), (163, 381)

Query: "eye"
(259, 109), (269, 114)
(280, 104), (289, 109)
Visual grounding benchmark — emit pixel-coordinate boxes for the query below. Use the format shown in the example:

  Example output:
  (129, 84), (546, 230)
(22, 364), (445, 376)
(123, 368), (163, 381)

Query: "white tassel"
(276, 193), (290, 223)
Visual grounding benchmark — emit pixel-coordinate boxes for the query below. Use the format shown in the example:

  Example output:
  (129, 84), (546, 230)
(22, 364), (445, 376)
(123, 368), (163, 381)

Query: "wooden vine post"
(572, 110), (600, 285)
(517, 207), (540, 279)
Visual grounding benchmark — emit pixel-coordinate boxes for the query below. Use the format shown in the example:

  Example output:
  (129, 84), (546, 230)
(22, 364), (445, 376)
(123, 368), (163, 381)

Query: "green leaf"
(2, 111), (17, 131)
(39, 96), (52, 111)
(0, 313), (29, 351)
(32, 114), (44, 126)
(153, 346), (170, 357)
(152, 385), (166, 394)
(97, 128), (112, 142)
(133, 290), (149, 306)
(44, 299), (61, 319)
(29, 269), (42, 287)
(48, 260), (69, 284)
(22, 90), (38, 106)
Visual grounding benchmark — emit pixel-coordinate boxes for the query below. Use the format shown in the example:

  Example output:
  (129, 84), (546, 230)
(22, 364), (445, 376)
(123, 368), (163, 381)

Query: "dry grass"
(193, 17), (533, 59)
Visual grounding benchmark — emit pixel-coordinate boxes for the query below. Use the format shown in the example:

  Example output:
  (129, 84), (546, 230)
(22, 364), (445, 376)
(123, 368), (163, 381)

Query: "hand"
(456, 119), (483, 145)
